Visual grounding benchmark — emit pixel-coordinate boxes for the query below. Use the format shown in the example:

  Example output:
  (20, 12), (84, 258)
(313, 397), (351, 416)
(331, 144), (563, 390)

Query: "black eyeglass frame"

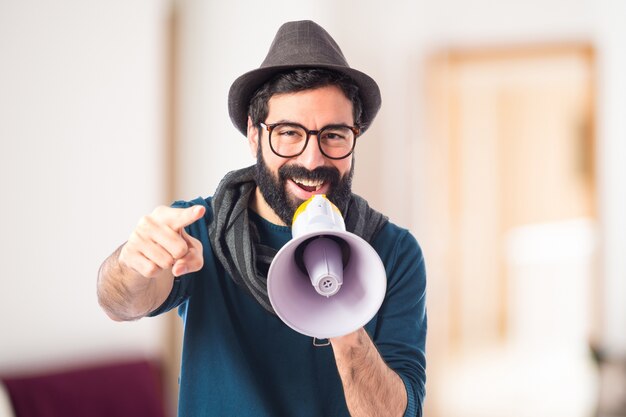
(259, 122), (360, 160)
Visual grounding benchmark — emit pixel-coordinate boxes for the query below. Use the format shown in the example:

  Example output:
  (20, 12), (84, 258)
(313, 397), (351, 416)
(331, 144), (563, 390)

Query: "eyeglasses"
(259, 122), (360, 160)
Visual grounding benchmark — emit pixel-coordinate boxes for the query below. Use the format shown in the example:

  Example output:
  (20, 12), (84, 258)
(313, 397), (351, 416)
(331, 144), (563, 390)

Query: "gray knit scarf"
(208, 165), (388, 314)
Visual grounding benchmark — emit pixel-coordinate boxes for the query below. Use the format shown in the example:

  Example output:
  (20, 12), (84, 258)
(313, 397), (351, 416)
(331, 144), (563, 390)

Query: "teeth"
(293, 178), (323, 191)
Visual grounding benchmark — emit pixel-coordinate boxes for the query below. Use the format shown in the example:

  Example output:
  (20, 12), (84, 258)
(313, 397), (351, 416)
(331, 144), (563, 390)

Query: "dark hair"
(248, 68), (363, 128)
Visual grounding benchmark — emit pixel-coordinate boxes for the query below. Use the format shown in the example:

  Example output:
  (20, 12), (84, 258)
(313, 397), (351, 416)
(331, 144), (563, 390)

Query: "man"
(98, 20), (426, 417)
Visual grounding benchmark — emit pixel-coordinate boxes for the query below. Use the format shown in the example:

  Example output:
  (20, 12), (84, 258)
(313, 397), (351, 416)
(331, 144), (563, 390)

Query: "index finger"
(154, 205), (206, 231)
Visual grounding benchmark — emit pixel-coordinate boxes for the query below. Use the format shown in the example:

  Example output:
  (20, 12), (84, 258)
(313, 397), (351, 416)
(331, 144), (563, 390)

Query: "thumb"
(172, 229), (204, 276)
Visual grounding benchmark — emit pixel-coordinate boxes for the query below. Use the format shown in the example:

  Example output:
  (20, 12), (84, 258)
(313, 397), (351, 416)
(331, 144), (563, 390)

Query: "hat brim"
(228, 64), (382, 137)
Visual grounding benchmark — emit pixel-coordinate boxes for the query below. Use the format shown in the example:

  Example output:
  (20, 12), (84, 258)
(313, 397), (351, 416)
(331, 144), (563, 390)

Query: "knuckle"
(126, 232), (141, 248)
(136, 215), (153, 232)
(141, 263), (159, 278)
(124, 235), (144, 256)
(159, 255), (175, 270)
(154, 262), (169, 272)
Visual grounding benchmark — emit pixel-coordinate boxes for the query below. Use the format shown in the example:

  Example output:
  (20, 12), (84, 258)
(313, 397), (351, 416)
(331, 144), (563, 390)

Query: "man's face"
(248, 85), (355, 225)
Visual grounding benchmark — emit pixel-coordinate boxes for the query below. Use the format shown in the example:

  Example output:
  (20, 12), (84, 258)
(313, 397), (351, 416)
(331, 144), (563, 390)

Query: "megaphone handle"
(313, 337), (330, 347)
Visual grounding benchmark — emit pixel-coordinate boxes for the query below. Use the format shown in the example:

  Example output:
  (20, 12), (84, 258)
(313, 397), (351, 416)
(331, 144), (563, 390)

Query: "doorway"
(423, 44), (598, 417)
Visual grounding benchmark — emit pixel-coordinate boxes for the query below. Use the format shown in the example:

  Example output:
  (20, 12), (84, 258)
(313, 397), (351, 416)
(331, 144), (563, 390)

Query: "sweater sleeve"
(372, 228), (427, 417)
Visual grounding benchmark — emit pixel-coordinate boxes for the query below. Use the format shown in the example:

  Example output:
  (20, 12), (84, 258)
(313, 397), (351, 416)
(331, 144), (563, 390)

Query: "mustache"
(278, 165), (341, 185)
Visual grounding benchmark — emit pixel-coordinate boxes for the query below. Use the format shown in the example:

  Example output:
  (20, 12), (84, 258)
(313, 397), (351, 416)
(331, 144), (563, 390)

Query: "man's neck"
(248, 187), (288, 227)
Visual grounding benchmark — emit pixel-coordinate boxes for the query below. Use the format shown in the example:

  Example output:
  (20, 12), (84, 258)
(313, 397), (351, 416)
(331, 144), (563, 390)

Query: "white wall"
(596, 0), (626, 353)
(0, 0), (171, 372)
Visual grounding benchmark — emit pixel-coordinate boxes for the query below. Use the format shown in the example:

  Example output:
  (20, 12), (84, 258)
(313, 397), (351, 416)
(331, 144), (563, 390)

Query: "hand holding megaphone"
(267, 195), (386, 339)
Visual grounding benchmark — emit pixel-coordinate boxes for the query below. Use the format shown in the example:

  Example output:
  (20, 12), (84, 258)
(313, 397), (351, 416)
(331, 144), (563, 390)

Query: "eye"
(275, 125), (304, 138)
(323, 132), (345, 140)
(321, 127), (351, 141)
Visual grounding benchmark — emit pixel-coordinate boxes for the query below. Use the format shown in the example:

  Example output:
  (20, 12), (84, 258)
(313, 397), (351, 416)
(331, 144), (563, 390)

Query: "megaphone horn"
(267, 195), (386, 339)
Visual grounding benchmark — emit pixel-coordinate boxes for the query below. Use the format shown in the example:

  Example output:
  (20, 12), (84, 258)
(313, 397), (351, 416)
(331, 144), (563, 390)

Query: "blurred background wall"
(1, 0), (625, 416)
(0, 0), (171, 370)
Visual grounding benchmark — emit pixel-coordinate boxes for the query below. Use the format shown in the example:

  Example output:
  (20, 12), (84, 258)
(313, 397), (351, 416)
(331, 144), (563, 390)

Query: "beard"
(254, 145), (354, 225)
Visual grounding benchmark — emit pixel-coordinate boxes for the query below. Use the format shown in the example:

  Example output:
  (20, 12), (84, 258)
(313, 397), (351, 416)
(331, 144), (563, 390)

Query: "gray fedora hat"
(228, 20), (382, 136)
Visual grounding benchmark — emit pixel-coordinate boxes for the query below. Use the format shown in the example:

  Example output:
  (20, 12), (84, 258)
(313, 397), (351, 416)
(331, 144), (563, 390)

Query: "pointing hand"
(119, 205), (206, 278)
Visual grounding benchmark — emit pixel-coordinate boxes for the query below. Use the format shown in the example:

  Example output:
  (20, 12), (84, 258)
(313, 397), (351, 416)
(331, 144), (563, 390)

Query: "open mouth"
(292, 177), (325, 193)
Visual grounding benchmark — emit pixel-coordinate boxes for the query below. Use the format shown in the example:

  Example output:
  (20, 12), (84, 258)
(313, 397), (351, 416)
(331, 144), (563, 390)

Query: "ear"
(247, 116), (259, 158)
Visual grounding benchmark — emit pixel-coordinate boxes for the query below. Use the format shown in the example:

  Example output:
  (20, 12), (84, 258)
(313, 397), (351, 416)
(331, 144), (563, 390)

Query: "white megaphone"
(267, 194), (386, 339)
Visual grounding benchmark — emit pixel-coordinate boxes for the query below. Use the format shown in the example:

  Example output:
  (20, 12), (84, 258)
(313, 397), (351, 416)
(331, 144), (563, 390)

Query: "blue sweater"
(150, 197), (427, 416)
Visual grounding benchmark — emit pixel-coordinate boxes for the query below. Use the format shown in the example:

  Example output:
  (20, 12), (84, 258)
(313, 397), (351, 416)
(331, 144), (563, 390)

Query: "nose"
(296, 134), (326, 169)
